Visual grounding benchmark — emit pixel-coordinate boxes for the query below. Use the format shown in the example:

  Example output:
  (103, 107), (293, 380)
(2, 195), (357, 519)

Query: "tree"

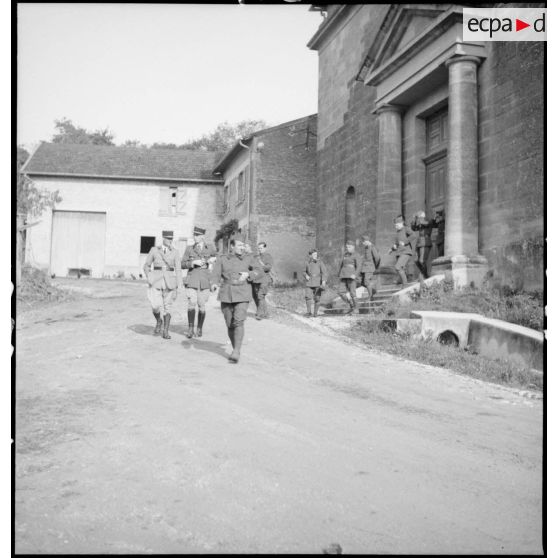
(181, 120), (268, 152)
(51, 117), (115, 146)
(17, 146), (62, 218)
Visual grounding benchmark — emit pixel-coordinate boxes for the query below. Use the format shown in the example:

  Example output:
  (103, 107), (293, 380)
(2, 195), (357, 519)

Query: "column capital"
(374, 104), (406, 116)
(445, 55), (482, 69)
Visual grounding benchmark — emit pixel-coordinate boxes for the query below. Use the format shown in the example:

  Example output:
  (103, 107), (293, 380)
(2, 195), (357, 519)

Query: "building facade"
(22, 143), (224, 278)
(308, 4), (544, 291)
(213, 115), (318, 282)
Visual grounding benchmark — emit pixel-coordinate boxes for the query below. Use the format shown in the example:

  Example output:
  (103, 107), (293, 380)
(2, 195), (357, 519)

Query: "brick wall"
(25, 176), (223, 277)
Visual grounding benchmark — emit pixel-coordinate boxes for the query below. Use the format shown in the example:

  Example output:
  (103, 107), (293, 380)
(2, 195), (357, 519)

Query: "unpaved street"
(15, 279), (543, 554)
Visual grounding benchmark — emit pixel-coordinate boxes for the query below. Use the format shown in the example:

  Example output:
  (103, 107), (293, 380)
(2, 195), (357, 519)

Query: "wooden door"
(425, 157), (446, 219)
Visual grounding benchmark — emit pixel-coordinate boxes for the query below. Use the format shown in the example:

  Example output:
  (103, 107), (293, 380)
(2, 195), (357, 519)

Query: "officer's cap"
(345, 240), (355, 246)
(309, 249), (318, 255)
(193, 226), (206, 236)
(162, 230), (174, 239)
(361, 235), (370, 242)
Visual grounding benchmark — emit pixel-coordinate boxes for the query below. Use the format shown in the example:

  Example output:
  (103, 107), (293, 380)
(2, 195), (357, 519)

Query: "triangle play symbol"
(516, 18), (530, 31)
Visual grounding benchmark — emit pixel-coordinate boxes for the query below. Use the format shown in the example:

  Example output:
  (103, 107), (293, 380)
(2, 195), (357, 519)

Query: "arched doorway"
(345, 186), (356, 244)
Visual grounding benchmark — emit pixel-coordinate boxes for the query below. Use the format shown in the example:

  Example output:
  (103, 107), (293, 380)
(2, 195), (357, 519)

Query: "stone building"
(307, 4), (544, 290)
(212, 115), (318, 282)
(21, 143), (223, 278)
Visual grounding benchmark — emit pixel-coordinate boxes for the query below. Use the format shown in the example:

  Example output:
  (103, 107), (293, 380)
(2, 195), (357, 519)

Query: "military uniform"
(210, 251), (263, 363)
(143, 231), (182, 339)
(338, 247), (362, 313)
(360, 236), (381, 300)
(251, 251), (274, 319)
(434, 211), (445, 258)
(411, 214), (434, 278)
(391, 225), (418, 286)
(304, 257), (327, 317)
(181, 236), (216, 338)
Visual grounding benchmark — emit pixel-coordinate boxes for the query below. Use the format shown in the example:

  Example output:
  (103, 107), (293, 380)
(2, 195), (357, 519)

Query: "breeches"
(221, 302), (249, 329)
(186, 287), (210, 310)
(251, 283), (268, 301)
(394, 253), (411, 271)
(147, 286), (177, 315)
(361, 272), (376, 292)
(416, 246), (430, 265)
(305, 286), (322, 302)
(338, 278), (357, 299)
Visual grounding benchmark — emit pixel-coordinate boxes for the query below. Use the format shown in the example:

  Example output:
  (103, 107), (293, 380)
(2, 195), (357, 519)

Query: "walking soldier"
(360, 235), (381, 300)
(410, 210), (434, 279)
(210, 239), (263, 363)
(304, 249), (327, 317)
(251, 241), (274, 320)
(338, 240), (362, 314)
(143, 230), (182, 339)
(388, 216), (418, 286)
(181, 226), (216, 338)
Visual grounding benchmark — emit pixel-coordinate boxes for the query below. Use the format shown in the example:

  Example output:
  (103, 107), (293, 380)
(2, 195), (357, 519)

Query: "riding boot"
(186, 309), (196, 338)
(229, 325), (244, 363)
(153, 311), (163, 335)
(227, 326), (235, 347)
(313, 302), (320, 317)
(196, 311), (205, 337)
(304, 300), (312, 317)
(397, 269), (408, 286)
(162, 313), (171, 339)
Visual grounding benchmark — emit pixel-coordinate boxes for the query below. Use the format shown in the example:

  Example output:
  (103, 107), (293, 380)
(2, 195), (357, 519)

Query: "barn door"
(50, 211), (106, 277)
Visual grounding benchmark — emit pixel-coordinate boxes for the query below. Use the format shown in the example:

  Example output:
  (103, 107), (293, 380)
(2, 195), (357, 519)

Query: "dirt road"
(15, 279), (543, 554)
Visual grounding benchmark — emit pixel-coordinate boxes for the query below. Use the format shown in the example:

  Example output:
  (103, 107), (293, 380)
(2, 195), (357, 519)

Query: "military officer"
(360, 235), (381, 300)
(251, 241), (274, 320)
(410, 210), (434, 279)
(304, 249), (327, 317)
(210, 239), (263, 363)
(143, 230), (182, 339)
(338, 240), (362, 314)
(434, 209), (445, 259)
(388, 215), (418, 286)
(181, 226), (216, 338)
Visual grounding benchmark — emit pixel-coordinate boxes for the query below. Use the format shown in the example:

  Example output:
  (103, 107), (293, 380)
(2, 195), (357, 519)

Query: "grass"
(269, 282), (543, 391)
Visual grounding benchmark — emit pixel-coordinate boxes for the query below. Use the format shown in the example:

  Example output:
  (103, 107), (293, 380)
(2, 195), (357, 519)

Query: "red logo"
(516, 18), (531, 31)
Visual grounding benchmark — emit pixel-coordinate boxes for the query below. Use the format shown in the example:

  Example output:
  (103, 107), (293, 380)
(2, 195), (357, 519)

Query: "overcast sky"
(17, 3), (322, 149)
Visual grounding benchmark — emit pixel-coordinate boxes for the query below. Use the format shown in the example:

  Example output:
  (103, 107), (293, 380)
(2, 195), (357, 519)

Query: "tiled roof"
(22, 142), (225, 182)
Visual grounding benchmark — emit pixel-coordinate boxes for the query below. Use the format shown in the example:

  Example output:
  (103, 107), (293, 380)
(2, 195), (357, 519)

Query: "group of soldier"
(143, 227), (274, 364)
(143, 209), (444, 362)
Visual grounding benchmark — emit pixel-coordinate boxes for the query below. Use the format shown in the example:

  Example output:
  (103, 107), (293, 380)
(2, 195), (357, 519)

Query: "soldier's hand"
(210, 284), (218, 293)
(350, 274), (356, 280)
(239, 272), (249, 281)
(321, 281), (326, 288)
(304, 274), (310, 281)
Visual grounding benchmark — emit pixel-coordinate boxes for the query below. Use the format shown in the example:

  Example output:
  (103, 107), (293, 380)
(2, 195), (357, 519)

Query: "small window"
(170, 187), (178, 215)
(140, 236), (156, 254)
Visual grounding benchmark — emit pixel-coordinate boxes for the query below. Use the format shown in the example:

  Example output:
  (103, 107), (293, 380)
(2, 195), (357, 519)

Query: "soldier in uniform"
(388, 215), (418, 286)
(338, 240), (362, 314)
(434, 209), (445, 259)
(251, 241), (274, 320)
(304, 249), (327, 317)
(210, 239), (263, 363)
(410, 210), (434, 279)
(143, 230), (182, 339)
(181, 226), (216, 339)
(360, 235), (381, 300)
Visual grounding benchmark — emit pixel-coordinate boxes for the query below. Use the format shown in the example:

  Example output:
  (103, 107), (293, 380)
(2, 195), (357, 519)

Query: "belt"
(154, 266), (175, 271)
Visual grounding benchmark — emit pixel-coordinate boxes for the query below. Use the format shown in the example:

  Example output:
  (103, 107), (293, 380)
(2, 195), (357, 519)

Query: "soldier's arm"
(210, 256), (222, 288)
(181, 247), (191, 270)
(247, 256), (263, 282)
(174, 251), (182, 287)
(320, 262), (328, 283)
(406, 227), (419, 251)
(354, 254), (363, 276)
(371, 245), (381, 268)
(143, 248), (155, 278)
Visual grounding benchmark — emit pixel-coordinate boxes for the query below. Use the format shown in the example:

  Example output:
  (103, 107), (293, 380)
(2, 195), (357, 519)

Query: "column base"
(430, 255), (489, 288)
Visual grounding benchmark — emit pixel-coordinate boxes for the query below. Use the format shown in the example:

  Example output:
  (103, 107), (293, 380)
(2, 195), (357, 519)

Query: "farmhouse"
(212, 115), (318, 282)
(308, 3), (544, 290)
(21, 143), (224, 278)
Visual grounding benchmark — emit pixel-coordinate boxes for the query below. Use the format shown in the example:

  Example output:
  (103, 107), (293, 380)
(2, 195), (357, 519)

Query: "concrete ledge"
(411, 310), (480, 348)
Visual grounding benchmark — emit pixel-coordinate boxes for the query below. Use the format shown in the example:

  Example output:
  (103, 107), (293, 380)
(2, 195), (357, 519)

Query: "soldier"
(410, 210), (434, 279)
(251, 241), (274, 320)
(388, 215), (418, 286)
(210, 239), (263, 363)
(304, 249), (327, 317)
(338, 240), (362, 314)
(360, 235), (381, 300)
(143, 230), (182, 339)
(181, 226), (216, 339)
(434, 209), (445, 259)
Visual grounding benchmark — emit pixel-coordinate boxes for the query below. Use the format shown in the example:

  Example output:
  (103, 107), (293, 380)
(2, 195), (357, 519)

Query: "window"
(426, 110), (448, 154)
(170, 186), (178, 215)
(159, 185), (185, 216)
(237, 171), (245, 203)
(140, 236), (156, 254)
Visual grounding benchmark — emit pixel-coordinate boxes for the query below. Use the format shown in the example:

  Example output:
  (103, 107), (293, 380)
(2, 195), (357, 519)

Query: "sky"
(17, 3), (322, 149)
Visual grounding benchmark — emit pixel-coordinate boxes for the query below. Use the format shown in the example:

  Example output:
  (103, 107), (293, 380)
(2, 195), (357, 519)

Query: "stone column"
(375, 105), (403, 258)
(431, 55), (488, 286)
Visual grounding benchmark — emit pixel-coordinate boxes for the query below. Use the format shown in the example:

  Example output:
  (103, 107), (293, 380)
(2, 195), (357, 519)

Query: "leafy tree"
(17, 146), (62, 217)
(181, 120), (268, 152)
(51, 117), (115, 146)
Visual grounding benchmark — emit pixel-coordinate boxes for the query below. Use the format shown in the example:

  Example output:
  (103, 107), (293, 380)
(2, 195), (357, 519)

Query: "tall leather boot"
(261, 297), (268, 319)
(153, 311), (163, 335)
(196, 311), (206, 338)
(313, 302), (320, 317)
(228, 327), (235, 347)
(162, 313), (171, 339)
(186, 309), (196, 338)
(304, 300), (312, 317)
(229, 325), (244, 363)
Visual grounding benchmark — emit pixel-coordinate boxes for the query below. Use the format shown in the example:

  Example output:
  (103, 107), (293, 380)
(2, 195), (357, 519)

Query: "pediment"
(356, 4), (454, 82)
